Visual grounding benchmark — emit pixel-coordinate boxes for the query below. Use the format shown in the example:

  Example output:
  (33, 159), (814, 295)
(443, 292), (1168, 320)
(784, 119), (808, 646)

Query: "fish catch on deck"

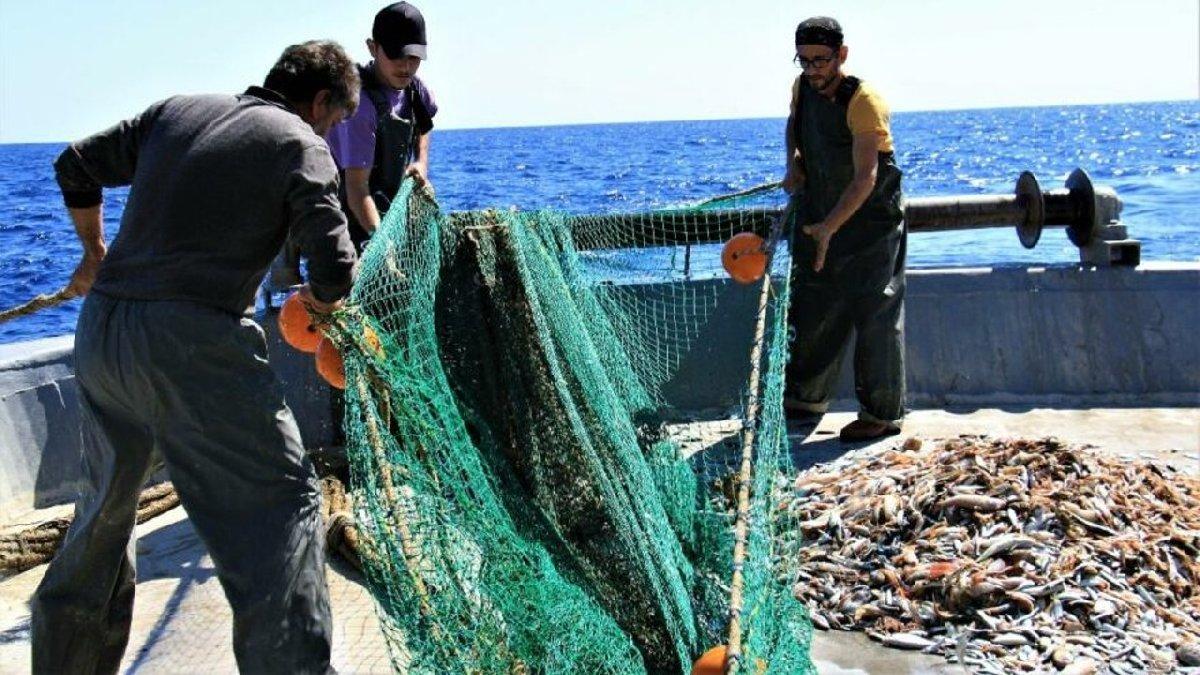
(780, 436), (1200, 673)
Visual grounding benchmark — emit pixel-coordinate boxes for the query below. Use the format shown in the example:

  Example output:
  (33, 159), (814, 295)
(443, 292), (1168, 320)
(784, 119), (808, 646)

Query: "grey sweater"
(54, 86), (357, 314)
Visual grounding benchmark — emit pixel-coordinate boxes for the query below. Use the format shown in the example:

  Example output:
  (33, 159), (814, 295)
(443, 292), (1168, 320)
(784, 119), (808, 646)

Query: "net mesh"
(328, 179), (814, 674)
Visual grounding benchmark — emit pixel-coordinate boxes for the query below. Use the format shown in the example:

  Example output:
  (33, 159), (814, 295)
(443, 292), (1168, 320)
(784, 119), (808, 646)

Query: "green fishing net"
(328, 179), (814, 674)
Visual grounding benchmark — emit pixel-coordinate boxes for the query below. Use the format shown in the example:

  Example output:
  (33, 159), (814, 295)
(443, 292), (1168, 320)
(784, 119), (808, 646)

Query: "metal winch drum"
(904, 167), (1108, 250)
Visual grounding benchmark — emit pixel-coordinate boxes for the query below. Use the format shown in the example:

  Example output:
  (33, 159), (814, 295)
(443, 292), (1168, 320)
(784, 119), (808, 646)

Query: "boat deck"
(1, 407), (1196, 674)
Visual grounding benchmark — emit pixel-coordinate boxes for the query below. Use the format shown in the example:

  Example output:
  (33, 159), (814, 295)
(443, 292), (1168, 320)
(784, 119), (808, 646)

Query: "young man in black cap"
(783, 17), (907, 442)
(327, 1), (439, 249)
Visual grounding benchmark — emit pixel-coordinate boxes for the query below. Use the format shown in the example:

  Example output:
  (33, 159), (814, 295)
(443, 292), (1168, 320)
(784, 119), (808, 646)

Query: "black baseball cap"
(373, 2), (427, 60)
(795, 16), (843, 48)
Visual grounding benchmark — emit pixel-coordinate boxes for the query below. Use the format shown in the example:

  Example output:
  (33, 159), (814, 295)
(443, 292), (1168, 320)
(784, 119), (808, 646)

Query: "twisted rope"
(0, 287), (74, 325)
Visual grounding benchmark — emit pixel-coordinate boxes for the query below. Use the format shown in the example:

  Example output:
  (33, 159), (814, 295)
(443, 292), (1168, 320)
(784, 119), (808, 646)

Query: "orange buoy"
(721, 232), (767, 284)
(692, 645), (728, 675)
(278, 293), (322, 353)
(315, 337), (346, 389)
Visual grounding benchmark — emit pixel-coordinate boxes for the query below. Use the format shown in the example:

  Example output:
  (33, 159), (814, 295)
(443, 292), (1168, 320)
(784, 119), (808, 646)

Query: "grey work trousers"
(785, 237), (907, 426)
(31, 293), (333, 674)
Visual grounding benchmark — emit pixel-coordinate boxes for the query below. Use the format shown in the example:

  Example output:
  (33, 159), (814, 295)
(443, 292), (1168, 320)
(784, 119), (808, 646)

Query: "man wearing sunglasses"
(782, 17), (907, 442)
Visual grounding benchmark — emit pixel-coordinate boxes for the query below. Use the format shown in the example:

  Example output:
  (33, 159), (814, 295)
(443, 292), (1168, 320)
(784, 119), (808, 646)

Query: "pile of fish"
(779, 436), (1200, 673)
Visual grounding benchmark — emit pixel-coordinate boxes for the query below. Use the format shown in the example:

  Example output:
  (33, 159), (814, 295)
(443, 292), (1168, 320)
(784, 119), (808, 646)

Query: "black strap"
(795, 75), (862, 116)
(792, 75), (863, 150)
(834, 75), (861, 107)
(357, 63), (421, 127)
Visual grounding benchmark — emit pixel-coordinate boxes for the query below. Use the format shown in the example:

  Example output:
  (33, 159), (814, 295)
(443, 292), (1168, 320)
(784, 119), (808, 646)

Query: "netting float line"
(327, 179), (814, 674)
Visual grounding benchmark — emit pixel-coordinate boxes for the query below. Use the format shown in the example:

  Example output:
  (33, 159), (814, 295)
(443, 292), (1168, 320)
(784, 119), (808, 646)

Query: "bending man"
(31, 41), (359, 674)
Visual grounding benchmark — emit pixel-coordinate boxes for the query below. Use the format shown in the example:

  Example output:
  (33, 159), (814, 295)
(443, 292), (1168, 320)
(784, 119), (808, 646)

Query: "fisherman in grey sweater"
(31, 41), (359, 675)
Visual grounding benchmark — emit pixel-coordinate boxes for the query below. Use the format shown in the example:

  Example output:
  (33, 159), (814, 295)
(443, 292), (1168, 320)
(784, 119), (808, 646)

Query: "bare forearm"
(800, 133), (881, 273)
(823, 178), (875, 232)
(68, 206), (106, 259)
(824, 133), (882, 231)
(63, 204), (107, 296)
(343, 168), (380, 234)
(346, 191), (381, 234)
(413, 132), (431, 169)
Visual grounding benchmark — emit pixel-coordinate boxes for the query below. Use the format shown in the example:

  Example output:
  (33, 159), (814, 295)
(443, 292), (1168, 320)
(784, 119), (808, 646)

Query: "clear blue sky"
(1, 0), (1196, 143)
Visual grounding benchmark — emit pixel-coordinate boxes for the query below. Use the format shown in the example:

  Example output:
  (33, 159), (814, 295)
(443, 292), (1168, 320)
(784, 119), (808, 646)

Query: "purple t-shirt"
(326, 69), (438, 170)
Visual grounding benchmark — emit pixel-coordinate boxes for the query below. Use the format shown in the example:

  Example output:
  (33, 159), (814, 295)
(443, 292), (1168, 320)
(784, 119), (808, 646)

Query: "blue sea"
(1, 100), (1197, 345)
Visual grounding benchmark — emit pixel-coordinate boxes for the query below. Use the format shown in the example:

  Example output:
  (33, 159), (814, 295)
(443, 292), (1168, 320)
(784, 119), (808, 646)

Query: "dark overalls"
(786, 76), (907, 426)
(340, 65), (419, 250)
(32, 297), (334, 674)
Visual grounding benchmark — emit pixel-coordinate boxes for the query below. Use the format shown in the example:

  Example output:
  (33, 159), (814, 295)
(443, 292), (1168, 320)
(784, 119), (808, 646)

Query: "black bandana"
(795, 16), (843, 48)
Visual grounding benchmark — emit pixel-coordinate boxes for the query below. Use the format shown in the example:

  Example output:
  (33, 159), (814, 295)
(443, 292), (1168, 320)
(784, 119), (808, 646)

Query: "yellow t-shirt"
(790, 75), (895, 153)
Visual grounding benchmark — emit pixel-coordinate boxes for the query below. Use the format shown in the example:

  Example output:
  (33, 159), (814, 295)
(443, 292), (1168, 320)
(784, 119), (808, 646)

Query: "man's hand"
(802, 221), (838, 273)
(296, 284), (344, 316)
(66, 250), (105, 297)
(404, 162), (429, 186)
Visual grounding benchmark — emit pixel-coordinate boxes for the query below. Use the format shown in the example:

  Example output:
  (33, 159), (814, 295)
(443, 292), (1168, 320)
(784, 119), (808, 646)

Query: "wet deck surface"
(1, 407), (1196, 674)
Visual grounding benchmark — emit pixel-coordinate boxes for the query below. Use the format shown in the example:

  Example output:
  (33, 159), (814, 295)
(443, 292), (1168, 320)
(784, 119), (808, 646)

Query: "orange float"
(315, 337), (346, 389)
(278, 293), (322, 353)
(691, 645), (728, 675)
(721, 232), (767, 284)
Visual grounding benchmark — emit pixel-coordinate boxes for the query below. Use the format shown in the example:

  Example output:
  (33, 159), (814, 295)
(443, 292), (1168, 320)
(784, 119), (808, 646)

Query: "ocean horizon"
(1, 99), (1197, 344)
(8, 96), (1192, 142)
